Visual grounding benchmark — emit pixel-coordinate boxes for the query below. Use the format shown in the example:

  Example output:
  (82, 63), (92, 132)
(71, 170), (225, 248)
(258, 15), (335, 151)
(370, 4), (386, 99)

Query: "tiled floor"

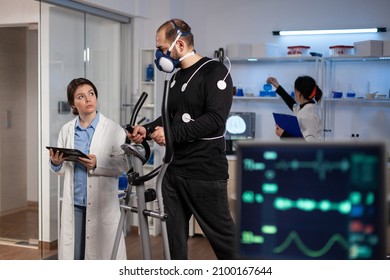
(0, 207), (38, 241)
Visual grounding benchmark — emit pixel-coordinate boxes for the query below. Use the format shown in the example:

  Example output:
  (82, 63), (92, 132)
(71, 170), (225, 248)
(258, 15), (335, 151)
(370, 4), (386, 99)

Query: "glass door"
(39, 2), (130, 259)
(0, 25), (39, 257)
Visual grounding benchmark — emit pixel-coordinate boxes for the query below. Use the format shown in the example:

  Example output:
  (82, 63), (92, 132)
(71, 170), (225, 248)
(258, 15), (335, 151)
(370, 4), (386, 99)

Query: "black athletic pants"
(162, 171), (236, 260)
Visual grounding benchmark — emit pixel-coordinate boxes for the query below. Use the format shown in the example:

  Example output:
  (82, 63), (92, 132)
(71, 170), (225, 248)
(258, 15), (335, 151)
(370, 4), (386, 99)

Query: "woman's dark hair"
(294, 76), (322, 102)
(67, 78), (98, 115)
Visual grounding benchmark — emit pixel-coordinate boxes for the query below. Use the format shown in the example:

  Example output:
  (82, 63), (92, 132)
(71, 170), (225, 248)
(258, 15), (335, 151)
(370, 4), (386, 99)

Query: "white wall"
(0, 0), (39, 25)
(125, 0), (390, 54)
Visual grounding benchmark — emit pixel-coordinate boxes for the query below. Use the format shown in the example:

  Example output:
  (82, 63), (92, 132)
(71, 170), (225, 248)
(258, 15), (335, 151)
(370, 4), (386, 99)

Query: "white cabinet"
(136, 48), (163, 236)
(138, 48), (164, 166)
(138, 48), (159, 172)
(229, 56), (390, 150)
(323, 56), (390, 97)
(229, 56), (324, 91)
(321, 56), (390, 149)
(229, 56), (324, 140)
(138, 48), (157, 127)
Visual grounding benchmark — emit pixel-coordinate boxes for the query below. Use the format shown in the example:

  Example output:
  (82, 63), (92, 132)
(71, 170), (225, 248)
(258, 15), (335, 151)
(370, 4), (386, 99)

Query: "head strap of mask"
(154, 20), (191, 73)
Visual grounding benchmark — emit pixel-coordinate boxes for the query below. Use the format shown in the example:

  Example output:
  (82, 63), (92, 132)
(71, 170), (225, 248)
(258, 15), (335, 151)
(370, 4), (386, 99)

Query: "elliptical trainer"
(111, 78), (173, 260)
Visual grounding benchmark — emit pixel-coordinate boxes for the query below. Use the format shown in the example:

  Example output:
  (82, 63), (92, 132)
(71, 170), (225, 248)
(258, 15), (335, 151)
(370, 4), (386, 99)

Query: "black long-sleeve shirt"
(145, 57), (233, 180)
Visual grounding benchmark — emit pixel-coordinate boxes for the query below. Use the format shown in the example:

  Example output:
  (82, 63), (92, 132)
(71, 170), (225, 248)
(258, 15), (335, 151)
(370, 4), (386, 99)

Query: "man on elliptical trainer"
(128, 18), (235, 260)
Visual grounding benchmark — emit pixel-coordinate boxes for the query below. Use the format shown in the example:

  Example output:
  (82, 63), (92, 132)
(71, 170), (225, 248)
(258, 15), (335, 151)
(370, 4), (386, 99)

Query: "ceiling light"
(273, 27), (386, 36)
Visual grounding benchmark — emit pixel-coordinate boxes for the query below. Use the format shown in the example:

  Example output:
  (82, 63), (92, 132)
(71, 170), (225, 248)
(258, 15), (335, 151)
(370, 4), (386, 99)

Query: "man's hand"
(150, 126), (165, 146)
(127, 125), (147, 144)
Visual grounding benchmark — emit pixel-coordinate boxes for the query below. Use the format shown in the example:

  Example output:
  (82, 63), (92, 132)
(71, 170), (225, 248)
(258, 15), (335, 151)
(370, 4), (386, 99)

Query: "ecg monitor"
(235, 141), (387, 259)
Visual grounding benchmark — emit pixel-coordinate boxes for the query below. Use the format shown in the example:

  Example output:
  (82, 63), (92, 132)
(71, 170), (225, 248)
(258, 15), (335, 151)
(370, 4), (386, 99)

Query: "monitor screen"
(235, 141), (387, 260)
(225, 112), (256, 140)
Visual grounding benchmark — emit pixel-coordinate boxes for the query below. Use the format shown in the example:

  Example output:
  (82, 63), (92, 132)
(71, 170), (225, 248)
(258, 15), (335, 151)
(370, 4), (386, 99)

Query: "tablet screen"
(46, 146), (89, 162)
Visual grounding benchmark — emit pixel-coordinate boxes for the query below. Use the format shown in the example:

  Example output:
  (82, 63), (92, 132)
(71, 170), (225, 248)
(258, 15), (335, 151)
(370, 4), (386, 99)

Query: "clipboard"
(272, 112), (303, 137)
(46, 146), (90, 162)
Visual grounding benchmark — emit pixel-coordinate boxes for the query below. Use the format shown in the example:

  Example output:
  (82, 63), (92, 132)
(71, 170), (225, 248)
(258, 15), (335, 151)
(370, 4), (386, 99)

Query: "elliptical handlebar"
(124, 92), (150, 164)
(129, 92), (148, 127)
(123, 80), (174, 185)
(123, 91), (163, 185)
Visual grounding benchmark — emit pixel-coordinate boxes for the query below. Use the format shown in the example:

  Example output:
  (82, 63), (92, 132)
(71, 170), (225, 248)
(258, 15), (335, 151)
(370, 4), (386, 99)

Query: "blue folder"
(272, 112), (303, 137)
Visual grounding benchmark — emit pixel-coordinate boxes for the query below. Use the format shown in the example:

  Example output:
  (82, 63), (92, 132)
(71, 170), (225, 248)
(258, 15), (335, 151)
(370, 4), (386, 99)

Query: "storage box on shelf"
(287, 45), (310, 56)
(226, 43), (280, 59)
(383, 41), (390, 56)
(354, 40), (383, 57)
(251, 43), (279, 57)
(226, 43), (251, 59)
(329, 45), (354, 56)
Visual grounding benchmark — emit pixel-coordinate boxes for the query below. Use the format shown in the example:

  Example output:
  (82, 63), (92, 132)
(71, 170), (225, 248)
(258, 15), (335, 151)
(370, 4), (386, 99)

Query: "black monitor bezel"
(235, 141), (388, 260)
(225, 111), (256, 141)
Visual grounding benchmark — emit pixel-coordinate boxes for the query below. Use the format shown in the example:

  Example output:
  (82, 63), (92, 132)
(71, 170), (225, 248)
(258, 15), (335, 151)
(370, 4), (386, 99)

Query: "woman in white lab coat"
(49, 78), (128, 260)
(267, 76), (323, 142)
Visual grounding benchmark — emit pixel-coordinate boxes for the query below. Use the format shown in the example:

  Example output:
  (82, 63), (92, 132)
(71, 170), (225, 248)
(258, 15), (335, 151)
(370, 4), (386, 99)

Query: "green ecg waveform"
(274, 197), (351, 214)
(275, 150), (350, 181)
(273, 231), (349, 258)
(242, 191), (353, 214)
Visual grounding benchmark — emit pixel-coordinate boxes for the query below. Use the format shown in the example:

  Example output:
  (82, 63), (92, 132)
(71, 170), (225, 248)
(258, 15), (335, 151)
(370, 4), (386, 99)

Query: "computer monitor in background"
(235, 141), (388, 260)
(225, 112), (256, 154)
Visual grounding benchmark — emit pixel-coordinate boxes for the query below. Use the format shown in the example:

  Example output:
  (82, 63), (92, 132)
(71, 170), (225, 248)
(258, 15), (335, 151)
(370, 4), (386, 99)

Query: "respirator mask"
(154, 31), (182, 73)
(155, 19), (193, 73)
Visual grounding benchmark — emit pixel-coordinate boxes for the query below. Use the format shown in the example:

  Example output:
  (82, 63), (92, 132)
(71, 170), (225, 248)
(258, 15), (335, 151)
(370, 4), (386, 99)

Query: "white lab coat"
(50, 113), (128, 260)
(293, 102), (323, 142)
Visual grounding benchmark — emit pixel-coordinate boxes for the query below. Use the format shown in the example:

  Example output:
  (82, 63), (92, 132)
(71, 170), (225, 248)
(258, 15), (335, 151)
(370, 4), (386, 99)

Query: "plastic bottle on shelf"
(346, 84), (356, 98)
(236, 83), (244, 96)
(146, 64), (154, 82)
(260, 83), (276, 97)
(263, 83), (272, 91)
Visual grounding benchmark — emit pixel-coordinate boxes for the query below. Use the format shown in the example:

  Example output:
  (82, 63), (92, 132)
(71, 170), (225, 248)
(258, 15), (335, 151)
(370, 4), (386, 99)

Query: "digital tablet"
(46, 146), (90, 162)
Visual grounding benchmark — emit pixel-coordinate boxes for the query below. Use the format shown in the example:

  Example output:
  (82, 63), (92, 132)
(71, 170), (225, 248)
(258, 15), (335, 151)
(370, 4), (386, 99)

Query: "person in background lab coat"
(49, 78), (128, 260)
(267, 75), (323, 142)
